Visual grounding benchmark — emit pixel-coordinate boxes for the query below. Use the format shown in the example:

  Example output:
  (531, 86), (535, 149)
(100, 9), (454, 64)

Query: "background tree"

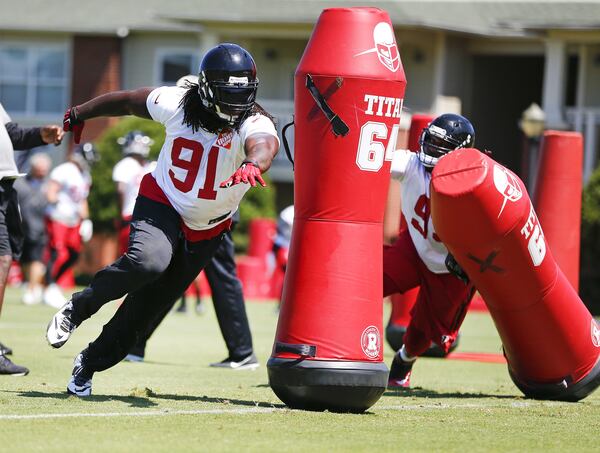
(580, 167), (600, 315)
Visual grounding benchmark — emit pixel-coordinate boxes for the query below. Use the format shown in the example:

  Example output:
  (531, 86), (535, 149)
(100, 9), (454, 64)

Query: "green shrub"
(580, 167), (600, 315)
(233, 177), (276, 253)
(88, 116), (276, 253)
(88, 117), (164, 232)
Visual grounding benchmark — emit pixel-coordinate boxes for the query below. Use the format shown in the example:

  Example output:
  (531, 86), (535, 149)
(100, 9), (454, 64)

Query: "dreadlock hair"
(180, 82), (227, 134)
(179, 82), (277, 134)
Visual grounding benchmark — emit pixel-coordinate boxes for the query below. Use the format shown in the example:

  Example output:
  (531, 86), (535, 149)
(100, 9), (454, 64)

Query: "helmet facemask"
(418, 124), (473, 169)
(199, 73), (258, 127)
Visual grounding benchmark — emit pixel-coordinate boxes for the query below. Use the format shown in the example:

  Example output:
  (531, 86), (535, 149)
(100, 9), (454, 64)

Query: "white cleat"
(67, 353), (93, 397)
(22, 286), (43, 305)
(46, 300), (77, 348)
(43, 284), (67, 309)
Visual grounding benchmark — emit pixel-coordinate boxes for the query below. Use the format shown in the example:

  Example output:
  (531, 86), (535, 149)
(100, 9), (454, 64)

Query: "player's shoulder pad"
(239, 112), (279, 143)
(147, 86), (186, 124)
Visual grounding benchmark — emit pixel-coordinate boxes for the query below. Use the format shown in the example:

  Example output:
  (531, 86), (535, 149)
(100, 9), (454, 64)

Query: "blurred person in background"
(0, 101), (63, 375)
(46, 43), (278, 396)
(113, 130), (156, 255)
(43, 143), (96, 308)
(271, 204), (293, 307)
(15, 152), (52, 305)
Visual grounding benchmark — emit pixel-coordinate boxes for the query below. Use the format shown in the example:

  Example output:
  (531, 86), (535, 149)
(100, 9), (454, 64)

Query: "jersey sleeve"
(238, 113), (280, 146)
(112, 159), (130, 183)
(49, 164), (67, 184)
(390, 149), (414, 181)
(0, 103), (11, 124)
(146, 86), (185, 125)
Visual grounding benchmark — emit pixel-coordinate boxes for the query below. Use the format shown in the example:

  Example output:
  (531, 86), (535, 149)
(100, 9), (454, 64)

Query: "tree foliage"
(87, 117), (164, 232)
(580, 166), (600, 314)
(87, 116), (276, 252)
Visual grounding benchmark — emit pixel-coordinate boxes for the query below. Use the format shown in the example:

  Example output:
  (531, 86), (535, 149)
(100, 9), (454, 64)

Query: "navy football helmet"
(71, 142), (99, 171)
(418, 113), (475, 168)
(198, 43), (259, 126)
(117, 130), (153, 158)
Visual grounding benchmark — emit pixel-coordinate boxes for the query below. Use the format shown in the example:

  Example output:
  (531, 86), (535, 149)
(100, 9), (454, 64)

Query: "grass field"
(0, 286), (598, 452)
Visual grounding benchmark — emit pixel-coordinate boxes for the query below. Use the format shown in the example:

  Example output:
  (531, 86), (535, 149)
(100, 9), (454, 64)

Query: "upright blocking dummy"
(267, 7), (407, 412)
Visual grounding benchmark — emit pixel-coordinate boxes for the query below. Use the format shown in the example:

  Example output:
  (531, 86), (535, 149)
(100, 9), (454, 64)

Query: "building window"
(156, 49), (200, 86)
(0, 44), (68, 115)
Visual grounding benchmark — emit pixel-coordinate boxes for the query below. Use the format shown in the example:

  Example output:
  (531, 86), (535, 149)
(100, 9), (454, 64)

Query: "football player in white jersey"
(112, 130), (156, 255)
(385, 113), (475, 389)
(46, 43), (279, 396)
(43, 143), (96, 309)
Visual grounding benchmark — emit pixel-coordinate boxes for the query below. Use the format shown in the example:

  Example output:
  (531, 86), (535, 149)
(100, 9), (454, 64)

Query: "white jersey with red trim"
(112, 157), (156, 218)
(46, 162), (91, 227)
(146, 86), (279, 230)
(391, 149), (449, 274)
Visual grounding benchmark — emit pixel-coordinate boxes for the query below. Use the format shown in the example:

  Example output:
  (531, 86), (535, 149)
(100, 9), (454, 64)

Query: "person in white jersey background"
(43, 144), (96, 309)
(112, 130), (156, 255)
(384, 113), (476, 389)
(46, 43), (279, 396)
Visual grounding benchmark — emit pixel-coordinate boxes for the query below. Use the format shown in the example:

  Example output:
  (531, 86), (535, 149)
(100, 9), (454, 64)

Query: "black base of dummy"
(267, 357), (388, 413)
(508, 355), (600, 402)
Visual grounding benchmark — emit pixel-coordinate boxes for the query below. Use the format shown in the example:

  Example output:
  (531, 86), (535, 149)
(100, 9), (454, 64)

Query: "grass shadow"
(150, 393), (286, 409)
(9, 390), (284, 409)
(383, 387), (519, 399)
(12, 390), (158, 407)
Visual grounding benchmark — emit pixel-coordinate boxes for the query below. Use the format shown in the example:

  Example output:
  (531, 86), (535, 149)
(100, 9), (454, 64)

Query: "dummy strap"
(274, 341), (317, 358)
(305, 74), (350, 137)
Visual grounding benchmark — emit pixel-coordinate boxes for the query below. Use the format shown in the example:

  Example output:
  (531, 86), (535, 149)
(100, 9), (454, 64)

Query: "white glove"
(79, 219), (93, 242)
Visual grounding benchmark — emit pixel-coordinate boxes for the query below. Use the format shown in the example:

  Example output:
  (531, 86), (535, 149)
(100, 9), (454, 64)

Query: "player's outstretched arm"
(220, 133), (279, 188)
(64, 87), (154, 143)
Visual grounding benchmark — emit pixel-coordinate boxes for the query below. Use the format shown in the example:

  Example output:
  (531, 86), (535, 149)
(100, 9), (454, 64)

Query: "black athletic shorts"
(20, 237), (46, 263)
(0, 179), (24, 260)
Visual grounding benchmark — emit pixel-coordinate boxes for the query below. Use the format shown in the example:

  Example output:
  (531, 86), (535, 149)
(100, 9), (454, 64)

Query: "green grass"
(0, 287), (598, 452)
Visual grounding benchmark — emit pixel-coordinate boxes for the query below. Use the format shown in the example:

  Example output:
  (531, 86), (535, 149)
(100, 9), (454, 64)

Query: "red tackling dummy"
(430, 148), (600, 401)
(267, 6), (406, 412)
(533, 131), (583, 291)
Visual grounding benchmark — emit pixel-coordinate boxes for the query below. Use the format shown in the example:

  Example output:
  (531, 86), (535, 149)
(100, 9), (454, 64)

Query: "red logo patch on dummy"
(360, 325), (381, 359)
(216, 130), (233, 149)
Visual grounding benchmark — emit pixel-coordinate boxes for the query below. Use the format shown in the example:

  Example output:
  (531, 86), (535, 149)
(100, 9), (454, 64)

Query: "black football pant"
(131, 228), (254, 361)
(71, 196), (223, 373)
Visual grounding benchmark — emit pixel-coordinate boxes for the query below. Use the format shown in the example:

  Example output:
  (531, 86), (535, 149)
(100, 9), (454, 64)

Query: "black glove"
(445, 253), (470, 284)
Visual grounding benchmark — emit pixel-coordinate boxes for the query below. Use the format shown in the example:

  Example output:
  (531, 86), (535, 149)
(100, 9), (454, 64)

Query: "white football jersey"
(112, 156), (156, 217)
(46, 162), (91, 227)
(146, 86), (279, 230)
(391, 149), (449, 274)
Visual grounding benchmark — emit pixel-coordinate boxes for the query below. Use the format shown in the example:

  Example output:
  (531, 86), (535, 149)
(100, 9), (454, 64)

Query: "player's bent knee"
(125, 244), (172, 277)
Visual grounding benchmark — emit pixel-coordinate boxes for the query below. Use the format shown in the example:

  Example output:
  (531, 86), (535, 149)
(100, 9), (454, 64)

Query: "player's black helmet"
(198, 43), (259, 127)
(117, 130), (153, 158)
(418, 113), (475, 168)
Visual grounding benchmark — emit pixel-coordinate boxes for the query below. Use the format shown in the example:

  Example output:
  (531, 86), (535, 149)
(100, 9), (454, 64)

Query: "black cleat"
(0, 354), (29, 376)
(209, 353), (259, 370)
(387, 353), (414, 389)
(0, 340), (13, 356)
